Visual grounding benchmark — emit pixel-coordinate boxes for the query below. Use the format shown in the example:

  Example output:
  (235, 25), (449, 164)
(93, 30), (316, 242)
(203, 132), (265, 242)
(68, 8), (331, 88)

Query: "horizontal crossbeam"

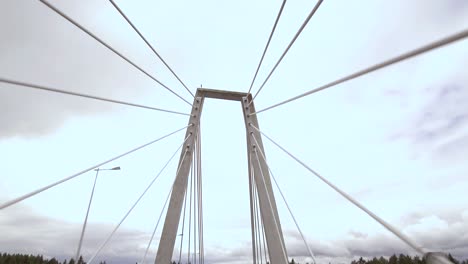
(196, 88), (247, 101)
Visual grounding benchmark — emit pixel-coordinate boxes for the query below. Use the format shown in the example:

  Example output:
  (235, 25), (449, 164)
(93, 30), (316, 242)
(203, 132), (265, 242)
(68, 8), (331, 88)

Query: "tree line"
(0, 254), (106, 264)
(1, 252), (467, 264)
(289, 254), (468, 264)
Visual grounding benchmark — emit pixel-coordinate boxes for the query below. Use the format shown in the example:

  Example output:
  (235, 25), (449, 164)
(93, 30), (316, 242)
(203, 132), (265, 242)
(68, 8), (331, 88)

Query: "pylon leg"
(155, 96), (204, 264)
(242, 95), (288, 264)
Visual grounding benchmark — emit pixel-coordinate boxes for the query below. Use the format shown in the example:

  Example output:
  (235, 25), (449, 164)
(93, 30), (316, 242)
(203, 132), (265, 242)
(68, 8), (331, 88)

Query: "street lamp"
(75, 166), (121, 261)
(95, 166), (121, 171)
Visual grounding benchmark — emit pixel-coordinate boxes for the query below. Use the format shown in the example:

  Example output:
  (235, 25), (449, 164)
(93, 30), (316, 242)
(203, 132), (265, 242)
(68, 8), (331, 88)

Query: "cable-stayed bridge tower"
(155, 89), (288, 264)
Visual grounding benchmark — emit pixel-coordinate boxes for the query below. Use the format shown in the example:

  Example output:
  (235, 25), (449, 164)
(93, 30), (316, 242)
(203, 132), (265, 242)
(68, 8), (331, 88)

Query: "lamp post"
(75, 166), (121, 262)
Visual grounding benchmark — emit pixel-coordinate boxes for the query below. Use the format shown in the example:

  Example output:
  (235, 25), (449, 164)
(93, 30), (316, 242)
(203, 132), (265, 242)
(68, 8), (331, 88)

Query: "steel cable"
(251, 0), (324, 103)
(251, 133), (317, 264)
(0, 78), (189, 116)
(108, 0), (194, 98)
(249, 123), (427, 256)
(86, 134), (192, 264)
(0, 125), (192, 210)
(247, 0), (287, 94)
(251, 28), (468, 115)
(39, 0), (191, 106)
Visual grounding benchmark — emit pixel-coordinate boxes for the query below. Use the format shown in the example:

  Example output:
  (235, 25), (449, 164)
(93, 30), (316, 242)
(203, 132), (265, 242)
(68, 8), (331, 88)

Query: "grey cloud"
(397, 209), (468, 254)
(398, 210), (468, 257)
(2, 205), (468, 264)
(282, 208), (468, 261)
(339, 210), (468, 259)
(286, 236), (400, 261)
(434, 134), (468, 163)
(347, 0), (468, 71)
(0, 0), (185, 140)
(0, 1), (115, 139)
(284, 230), (350, 258)
(400, 212), (425, 227)
(414, 85), (468, 143)
(202, 246), (252, 264)
(391, 78), (468, 163)
(0, 201), (255, 264)
(341, 234), (410, 258)
(0, 87), (106, 139)
(285, 231), (466, 262)
(349, 231), (368, 239)
(337, 0), (468, 160)
(0, 203), (149, 264)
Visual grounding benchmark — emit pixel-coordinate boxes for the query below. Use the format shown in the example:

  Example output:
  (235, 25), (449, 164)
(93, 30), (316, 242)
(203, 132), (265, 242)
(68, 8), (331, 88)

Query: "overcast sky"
(1, 1), (468, 264)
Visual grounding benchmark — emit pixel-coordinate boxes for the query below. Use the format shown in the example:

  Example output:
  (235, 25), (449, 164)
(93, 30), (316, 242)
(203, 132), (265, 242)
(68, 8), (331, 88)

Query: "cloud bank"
(2, 202), (468, 264)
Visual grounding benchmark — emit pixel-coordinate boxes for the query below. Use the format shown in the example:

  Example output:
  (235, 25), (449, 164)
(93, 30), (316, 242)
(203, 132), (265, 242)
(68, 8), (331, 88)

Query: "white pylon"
(155, 89), (288, 264)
